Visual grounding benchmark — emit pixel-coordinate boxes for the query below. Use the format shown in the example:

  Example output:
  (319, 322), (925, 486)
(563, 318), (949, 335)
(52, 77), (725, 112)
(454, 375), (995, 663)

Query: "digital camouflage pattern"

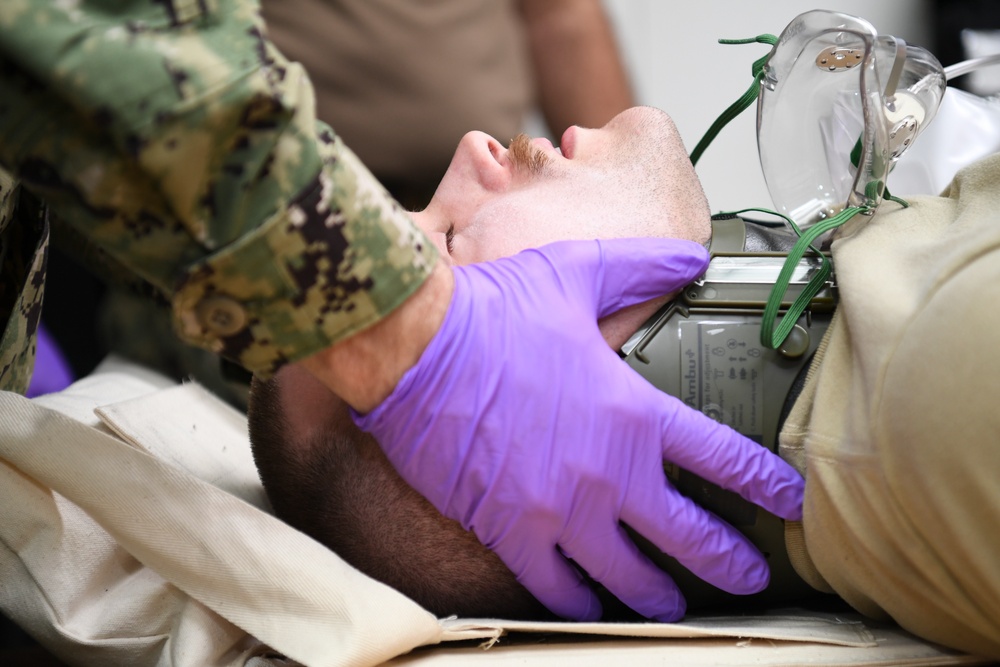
(0, 0), (436, 390)
(0, 170), (47, 394)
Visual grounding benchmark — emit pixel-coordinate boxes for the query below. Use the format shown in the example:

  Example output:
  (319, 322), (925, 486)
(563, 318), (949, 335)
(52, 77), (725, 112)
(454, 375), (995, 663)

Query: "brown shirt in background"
(263, 0), (534, 208)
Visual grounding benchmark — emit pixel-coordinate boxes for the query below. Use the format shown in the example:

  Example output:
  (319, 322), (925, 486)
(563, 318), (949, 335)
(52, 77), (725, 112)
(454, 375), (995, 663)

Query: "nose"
(452, 131), (512, 192)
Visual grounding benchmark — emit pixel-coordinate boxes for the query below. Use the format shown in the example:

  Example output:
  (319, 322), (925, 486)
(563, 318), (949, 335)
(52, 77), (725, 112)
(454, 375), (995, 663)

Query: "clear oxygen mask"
(688, 10), (957, 348)
(756, 10), (946, 229)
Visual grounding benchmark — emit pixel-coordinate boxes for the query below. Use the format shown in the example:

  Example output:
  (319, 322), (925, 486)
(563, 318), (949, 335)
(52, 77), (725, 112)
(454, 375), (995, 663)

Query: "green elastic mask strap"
(718, 204), (863, 349)
(757, 206), (855, 349)
(724, 180), (890, 348)
(689, 34), (778, 167)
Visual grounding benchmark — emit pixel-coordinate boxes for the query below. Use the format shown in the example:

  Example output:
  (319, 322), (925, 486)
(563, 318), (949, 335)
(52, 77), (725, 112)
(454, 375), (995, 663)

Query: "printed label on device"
(668, 320), (766, 527)
(679, 320), (765, 441)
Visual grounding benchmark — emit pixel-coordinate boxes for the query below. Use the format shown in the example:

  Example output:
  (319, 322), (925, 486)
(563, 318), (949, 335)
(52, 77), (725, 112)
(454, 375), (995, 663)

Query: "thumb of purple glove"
(354, 238), (804, 622)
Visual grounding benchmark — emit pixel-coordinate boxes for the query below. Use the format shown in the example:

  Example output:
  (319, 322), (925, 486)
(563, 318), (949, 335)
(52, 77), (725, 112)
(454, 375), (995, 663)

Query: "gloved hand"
(354, 238), (804, 622)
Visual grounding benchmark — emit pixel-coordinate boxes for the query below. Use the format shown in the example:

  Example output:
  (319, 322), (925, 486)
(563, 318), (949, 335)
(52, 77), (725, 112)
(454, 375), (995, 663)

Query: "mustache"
(507, 133), (551, 175)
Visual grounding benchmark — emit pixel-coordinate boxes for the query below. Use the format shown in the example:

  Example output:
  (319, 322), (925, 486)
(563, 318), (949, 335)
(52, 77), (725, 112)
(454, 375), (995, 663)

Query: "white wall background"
(600, 1), (932, 212)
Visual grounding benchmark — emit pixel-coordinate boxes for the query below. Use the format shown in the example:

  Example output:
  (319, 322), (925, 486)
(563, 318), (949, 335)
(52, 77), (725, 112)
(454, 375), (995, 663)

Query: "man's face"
(261, 109), (715, 607)
(279, 106), (712, 439)
(412, 106), (710, 266)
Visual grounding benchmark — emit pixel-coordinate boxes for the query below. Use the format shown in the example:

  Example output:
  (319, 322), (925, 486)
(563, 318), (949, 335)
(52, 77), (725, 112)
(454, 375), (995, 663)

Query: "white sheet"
(0, 358), (985, 666)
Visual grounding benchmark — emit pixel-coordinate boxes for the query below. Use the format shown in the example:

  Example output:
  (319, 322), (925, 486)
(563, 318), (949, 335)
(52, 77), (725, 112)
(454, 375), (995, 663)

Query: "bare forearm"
(298, 261), (454, 413)
(518, 0), (634, 134)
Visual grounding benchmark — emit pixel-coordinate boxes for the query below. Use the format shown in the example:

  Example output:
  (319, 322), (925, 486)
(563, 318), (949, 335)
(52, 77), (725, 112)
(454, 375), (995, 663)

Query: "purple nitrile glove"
(354, 238), (804, 622)
(26, 324), (74, 398)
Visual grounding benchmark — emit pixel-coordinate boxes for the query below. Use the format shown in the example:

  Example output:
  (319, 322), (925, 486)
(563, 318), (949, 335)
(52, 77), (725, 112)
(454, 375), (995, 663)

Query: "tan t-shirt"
(781, 153), (1000, 658)
(262, 0), (533, 205)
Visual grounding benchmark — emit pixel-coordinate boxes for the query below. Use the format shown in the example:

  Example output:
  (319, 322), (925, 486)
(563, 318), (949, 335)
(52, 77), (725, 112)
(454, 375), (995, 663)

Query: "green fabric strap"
(758, 207), (859, 349)
(689, 34), (778, 166)
(714, 204), (864, 349)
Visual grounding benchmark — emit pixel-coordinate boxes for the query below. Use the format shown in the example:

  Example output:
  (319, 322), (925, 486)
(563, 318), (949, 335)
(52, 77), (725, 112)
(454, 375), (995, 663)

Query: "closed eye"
(445, 223), (456, 254)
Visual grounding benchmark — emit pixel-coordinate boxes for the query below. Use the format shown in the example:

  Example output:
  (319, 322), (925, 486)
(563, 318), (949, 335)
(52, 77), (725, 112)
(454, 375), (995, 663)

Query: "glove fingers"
(507, 238), (707, 318)
(560, 524), (687, 623)
(652, 391), (804, 521)
(621, 476), (770, 595)
(590, 238), (708, 319)
(501, 542), (603, 621)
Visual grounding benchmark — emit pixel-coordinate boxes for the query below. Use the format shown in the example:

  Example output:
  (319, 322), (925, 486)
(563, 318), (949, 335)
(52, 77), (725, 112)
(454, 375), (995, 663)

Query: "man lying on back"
(249, 106), (1000, 658)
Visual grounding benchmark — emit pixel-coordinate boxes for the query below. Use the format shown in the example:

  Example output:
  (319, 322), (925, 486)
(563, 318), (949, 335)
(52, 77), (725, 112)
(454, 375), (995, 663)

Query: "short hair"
(246, 375), (549, 619)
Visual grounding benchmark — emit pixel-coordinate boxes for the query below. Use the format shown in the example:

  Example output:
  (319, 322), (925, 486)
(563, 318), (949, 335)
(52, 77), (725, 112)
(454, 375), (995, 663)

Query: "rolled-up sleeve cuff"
(172, 138), (437, 378)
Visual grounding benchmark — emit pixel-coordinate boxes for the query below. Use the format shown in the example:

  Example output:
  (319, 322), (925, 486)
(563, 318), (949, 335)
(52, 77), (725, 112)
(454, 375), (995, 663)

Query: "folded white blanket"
(0, 357), (977, 666)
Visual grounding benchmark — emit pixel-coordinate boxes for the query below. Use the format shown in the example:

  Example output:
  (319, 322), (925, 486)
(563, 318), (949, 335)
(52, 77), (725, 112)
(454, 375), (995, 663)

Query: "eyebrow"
(507, 133), (551, 175)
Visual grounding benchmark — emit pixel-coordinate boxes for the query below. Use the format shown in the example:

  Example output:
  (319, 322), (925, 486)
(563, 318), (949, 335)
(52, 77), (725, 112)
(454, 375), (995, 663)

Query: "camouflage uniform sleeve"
(0, 0), (437, 379)
(0, 169), (47, 394)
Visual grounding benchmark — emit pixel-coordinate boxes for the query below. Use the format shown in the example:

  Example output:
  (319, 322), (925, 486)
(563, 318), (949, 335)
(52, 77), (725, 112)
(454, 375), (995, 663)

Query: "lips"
(560, 126), (577, 159)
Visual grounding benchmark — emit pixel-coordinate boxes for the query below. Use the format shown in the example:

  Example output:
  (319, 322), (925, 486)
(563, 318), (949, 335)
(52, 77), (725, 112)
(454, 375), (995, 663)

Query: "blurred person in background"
(262, 0), (634, 209)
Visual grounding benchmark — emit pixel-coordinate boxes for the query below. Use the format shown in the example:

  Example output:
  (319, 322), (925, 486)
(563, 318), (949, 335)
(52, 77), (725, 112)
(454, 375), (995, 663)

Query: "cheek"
(454, 177), (617, 264)
(457, 197), (558, 264)
(451, 226), (512, 265)
(429, 170), (499, 235)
